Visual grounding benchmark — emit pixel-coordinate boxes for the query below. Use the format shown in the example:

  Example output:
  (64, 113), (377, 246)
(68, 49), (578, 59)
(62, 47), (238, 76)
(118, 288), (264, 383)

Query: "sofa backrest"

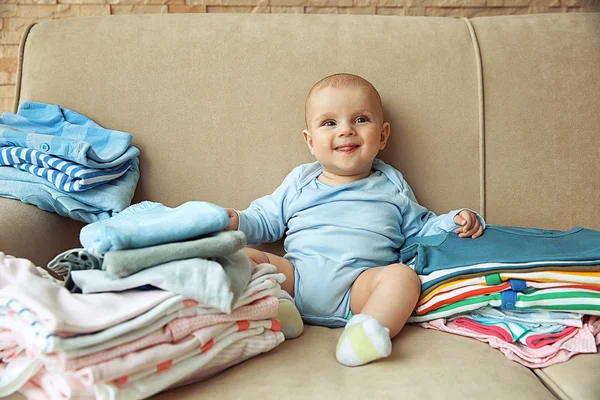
(470, 15), (600, 230)
(8, 13), (600, 264)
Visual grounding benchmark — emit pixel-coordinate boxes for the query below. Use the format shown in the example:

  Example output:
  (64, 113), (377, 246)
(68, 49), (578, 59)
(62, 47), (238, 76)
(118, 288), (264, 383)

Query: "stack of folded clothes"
(0, 102), (140, 223)
(402, 225), (600, 367)
(0, 201), (302, 399)
(51, 201), (252, 304)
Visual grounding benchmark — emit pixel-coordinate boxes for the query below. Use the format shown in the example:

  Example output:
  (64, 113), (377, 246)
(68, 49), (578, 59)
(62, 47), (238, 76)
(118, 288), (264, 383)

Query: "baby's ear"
(303, 129), (315, 155)
(379, 122), (391, 150)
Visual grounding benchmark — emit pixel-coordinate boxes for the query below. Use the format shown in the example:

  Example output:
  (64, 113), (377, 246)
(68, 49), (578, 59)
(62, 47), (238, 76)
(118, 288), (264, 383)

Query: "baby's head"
(303, 73), (390, 184)
(304, 73), (385, 128)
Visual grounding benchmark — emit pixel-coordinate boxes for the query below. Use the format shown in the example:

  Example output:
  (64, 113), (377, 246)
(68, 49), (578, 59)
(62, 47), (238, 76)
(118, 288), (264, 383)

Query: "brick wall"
(1, 1), (598, 113)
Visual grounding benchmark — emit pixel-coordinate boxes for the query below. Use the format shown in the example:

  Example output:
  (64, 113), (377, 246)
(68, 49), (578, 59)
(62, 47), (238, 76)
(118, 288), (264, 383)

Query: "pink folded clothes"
(0, 352), (43, 399)
(165, 330), (286, 390)
(14, 377), (49, 400)
(5, 269), (281, 359)
(168, 296), (280, 342)
(171, 330), (283, 388)
(0, 344), (20, 362)
(451, 315), (577, 347)
(2, 295), (195, 357)
(525, 326), (578, 349)
(111, 323), (280, 387)
(95, 329), (285, 400)
(0, 253), (175, 335)
(3, 261), (282, 361)
(75, 319), (280, 386)
(56, 280), (279, 360)
(35, 366), (95, 400)
(0, 328), (25, 362)
(452, 317), (514, 343)
(421, 316), (600, 368)
(45, 295), (279, 371)
(33, 327), (283, 400)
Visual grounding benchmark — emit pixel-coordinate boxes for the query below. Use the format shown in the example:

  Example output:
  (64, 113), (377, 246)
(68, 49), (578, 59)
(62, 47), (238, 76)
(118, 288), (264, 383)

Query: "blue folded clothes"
(0, 157), (139, 223)
(0, 146), (132, 192)
(0, 102), (141, 223)
(0, 101), (139, 168)
(400, 225), (600, 291)
(80, 201), (229, 254)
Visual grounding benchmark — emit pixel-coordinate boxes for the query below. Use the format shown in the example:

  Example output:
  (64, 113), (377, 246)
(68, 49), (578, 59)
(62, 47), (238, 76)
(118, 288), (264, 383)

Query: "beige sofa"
(3, 12), (600, 400)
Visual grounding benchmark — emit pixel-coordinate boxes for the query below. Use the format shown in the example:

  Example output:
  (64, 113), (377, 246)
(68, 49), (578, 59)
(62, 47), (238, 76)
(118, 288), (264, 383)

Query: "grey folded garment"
(219, 250), (252, 306)
(103, 230), (247, 277)
(47, 231), (248, 292)
(72, 249), (253, 313)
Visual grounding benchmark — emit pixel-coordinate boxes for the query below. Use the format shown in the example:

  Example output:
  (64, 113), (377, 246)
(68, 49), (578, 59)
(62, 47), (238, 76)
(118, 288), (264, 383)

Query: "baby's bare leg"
(336, 263), (420, 367)
(350, 263), (421, 338)
(242, 248), (295, 297)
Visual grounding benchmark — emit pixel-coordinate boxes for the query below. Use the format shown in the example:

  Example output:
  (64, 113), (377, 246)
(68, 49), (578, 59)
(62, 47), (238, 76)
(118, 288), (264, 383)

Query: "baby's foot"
(336, 314), (391, 367)
(277, 291), (304, 339)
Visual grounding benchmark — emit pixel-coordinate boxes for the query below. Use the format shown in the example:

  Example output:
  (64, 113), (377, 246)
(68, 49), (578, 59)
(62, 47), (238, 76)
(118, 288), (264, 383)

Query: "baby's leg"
(336, 263), (420, 366)
(350, 263), (420, 338)
(242, 248), (303, 339)
(242, 248), (295, 296)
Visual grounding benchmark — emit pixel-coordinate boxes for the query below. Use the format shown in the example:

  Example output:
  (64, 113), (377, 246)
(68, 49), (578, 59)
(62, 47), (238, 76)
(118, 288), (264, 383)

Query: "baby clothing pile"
(403, 225), (600, 367)
(0, 102), (139, 223)
(51, 201), (252, 305)
(0, 201), (288, 399)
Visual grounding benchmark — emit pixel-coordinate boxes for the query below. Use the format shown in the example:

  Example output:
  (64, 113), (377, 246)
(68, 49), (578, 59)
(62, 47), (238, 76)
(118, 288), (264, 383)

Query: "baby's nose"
(338, 123), (356, 136)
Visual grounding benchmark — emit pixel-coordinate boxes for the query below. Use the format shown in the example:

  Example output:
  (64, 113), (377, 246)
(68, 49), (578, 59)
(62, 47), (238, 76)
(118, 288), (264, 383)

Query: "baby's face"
(303, 85), (389, 183)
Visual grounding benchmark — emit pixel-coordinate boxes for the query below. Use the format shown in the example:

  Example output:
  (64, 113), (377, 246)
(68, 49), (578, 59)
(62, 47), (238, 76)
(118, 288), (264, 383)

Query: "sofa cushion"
(0, 198), (83, 266)
(535, 353), (600, 400)
(154, 325), (557, 400)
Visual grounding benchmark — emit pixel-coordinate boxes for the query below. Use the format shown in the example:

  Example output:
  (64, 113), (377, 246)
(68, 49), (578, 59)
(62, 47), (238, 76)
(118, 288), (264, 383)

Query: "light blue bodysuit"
(236, 159), (484, 328)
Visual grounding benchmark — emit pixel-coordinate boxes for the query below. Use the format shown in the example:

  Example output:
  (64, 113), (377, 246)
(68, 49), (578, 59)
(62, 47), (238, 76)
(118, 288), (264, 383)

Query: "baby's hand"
(453, 210), (484, 239)
(224, 208), (239, 231)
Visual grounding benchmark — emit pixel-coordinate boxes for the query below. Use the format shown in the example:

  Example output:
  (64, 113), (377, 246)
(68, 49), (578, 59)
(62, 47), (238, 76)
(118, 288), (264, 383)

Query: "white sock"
(277, 291), (304, 339)
(336, 314), (392, 367)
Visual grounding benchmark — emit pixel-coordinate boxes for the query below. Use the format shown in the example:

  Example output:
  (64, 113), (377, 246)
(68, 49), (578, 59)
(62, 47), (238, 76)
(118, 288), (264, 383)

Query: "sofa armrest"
(0, 198), (84, 267)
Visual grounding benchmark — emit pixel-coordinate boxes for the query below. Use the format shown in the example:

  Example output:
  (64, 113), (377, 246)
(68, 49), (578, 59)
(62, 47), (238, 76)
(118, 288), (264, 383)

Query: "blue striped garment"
(0, 101), (139, 168)
(0, 146), (131, 192)
(0, 156), (139, 223)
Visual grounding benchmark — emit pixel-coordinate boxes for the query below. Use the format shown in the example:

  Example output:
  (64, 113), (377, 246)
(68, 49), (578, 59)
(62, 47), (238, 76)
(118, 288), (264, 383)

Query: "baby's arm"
(398, 176), (485, 238)
(226, 166), (303, 246)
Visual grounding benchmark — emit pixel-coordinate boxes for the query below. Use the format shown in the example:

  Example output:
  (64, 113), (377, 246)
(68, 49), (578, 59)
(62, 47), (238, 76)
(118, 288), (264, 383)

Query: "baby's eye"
(322, 120), (336, 127)
(355, 116), (369, 124)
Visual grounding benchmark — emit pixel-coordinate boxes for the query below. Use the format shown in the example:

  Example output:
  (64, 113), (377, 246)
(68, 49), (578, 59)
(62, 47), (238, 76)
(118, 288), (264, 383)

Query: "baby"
(225, 73), (485, 367)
